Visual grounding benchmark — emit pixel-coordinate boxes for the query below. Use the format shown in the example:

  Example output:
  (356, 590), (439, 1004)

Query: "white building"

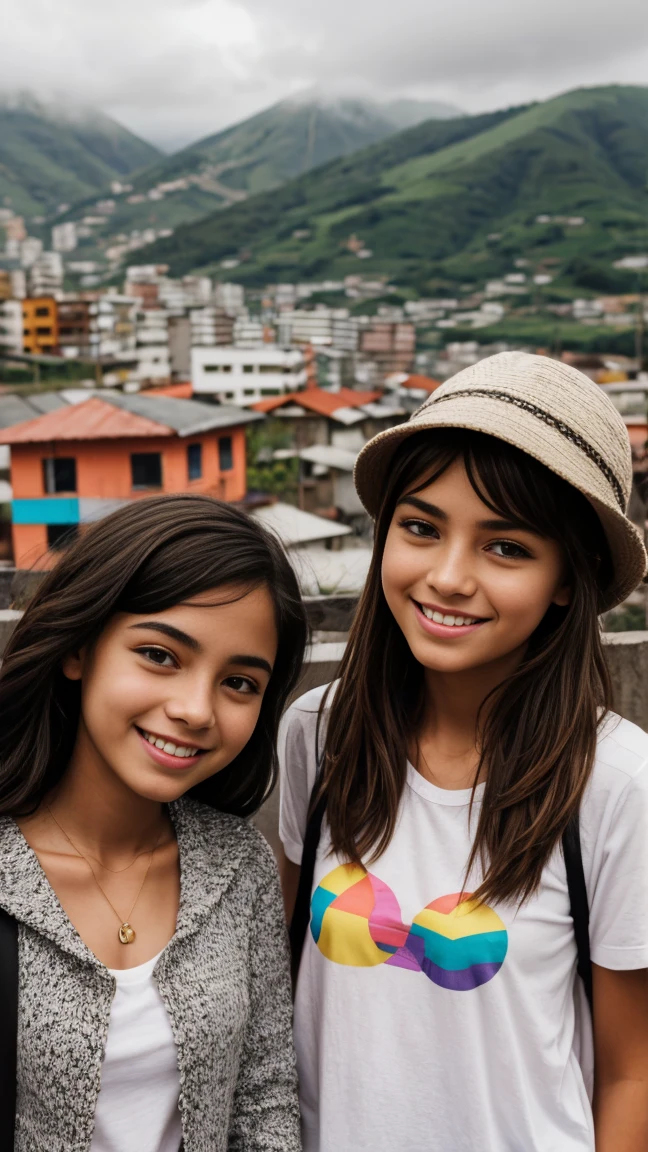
(158, 275), (212, 312)
(29, 251), (64, 297)
(20, 237), (43, 268)
(52, 222), (78, 253)
(192, 346), (306, 405)
(0, 300), (23, 355)
(233, 314), (267, 348)
(277, 307), (358, 352)
(134, 309), (171, 382)
(214, 282), (245, 314)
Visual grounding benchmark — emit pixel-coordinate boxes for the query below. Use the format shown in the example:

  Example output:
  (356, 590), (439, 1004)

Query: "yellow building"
(22, 297), (59, 354)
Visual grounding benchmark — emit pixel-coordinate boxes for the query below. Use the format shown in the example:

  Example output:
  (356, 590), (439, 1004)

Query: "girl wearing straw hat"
(280, 352), (648, 1151)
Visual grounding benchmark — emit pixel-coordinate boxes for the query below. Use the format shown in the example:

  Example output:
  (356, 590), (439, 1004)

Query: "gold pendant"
(118, 923), (136, 944)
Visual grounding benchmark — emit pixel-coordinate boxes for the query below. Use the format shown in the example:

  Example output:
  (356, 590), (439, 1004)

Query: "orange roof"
(400, 374), (442, 392)
(141, 381), (193, 399)
(0, 396), (173, 444)
(252, 386), (381, 417)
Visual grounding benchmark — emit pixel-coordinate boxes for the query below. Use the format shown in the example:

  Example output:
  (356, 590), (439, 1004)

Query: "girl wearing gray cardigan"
(0, 495), (307, 1152)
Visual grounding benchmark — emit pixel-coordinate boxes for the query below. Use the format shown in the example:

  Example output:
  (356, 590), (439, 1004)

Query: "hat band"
(430, 388), (625, 509)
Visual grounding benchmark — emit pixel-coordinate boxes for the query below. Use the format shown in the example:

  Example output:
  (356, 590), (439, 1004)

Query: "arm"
(279, 845), (300, 925)
(593, 963), (648, 1152)
(228, 847), (301, 1152)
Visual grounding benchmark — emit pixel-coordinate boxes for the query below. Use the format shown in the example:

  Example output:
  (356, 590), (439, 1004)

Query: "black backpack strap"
(289, 790), (326, 986)
(562, 815), (593, 1015)
(0, 906), (18, 1147)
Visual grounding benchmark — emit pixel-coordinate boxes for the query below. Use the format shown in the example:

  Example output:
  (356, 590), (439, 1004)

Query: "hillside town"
(1, 201), (647, 603)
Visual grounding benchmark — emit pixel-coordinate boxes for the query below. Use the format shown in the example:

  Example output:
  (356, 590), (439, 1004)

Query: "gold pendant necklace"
(47, 806), (162, 944)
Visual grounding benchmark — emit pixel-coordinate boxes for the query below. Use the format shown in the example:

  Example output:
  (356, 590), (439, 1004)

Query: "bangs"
(386, 429), (611, 582)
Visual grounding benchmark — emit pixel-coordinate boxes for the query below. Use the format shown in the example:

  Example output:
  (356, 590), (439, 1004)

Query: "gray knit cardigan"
(0, 798), (301, 1152)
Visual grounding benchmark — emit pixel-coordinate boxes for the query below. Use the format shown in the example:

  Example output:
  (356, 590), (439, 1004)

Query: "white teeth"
(142, 730), (200, 758)
(420, 606), (480, 627)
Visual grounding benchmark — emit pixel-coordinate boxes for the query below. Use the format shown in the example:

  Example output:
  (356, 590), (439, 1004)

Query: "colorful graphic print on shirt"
(310, 864), (508, 991)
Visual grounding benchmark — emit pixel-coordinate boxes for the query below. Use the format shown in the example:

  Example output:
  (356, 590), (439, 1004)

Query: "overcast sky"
(3, 0), (648, 151)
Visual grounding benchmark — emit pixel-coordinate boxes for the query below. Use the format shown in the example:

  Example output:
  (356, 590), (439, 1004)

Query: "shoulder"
(580, 712), (648, 830)
(172, 798), (277, 882)
(591, 712), (648, 791)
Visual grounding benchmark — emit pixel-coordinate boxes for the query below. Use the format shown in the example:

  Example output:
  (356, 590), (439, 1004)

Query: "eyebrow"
(397, 495), (536, 533)
(128, 623), (273, 674)
(129, 622), (201, 649)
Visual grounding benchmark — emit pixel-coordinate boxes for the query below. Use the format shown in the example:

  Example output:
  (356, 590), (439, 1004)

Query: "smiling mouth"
(136, 727), (207, 760)
(414, 602), (488, 628)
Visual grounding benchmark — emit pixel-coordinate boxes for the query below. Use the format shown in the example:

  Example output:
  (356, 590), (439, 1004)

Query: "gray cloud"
(2, 0), (648, 150)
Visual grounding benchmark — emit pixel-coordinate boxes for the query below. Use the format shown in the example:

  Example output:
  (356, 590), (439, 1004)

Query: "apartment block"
(22, 297), (59, 354)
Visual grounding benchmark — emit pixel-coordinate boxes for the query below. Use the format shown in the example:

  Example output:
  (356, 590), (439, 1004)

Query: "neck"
(46, 721), (167, 858)
(421, 645), (525, 749)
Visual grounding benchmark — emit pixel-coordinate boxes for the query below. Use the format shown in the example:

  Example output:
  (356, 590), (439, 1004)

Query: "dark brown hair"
(0, 494), (307, 819)
(320, 429), (612, 905)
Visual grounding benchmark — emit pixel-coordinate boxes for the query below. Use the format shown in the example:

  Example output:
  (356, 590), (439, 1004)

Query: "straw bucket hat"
(354, 351), (647, 610)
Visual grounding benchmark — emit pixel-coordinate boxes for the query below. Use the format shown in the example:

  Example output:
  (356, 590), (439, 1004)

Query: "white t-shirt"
(279, 683), (648, 1152)
(91, 951), (182, 1152)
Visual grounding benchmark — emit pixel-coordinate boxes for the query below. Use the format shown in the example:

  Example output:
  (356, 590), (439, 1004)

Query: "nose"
(425, 537), (478, 601)
(164, 673), (216, 733)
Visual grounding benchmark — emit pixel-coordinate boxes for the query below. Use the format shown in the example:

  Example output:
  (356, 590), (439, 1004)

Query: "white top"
(279, 683), (648, 1152)
(91, 951), (182, 1152)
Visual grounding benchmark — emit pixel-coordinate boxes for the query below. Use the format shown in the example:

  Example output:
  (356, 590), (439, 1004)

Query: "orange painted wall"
(10, 428), (247, 501)
(10, 426), (248, 566)
(12, 524), (49, 570)
(22, 297), (59, 354)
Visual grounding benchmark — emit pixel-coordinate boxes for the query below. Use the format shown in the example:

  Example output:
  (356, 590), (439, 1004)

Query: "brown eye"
(137, 646), (176, 668)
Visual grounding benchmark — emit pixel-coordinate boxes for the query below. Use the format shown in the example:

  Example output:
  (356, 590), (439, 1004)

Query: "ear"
(61, 649), (84, 681)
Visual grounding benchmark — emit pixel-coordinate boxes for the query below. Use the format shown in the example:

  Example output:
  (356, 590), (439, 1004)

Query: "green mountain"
(139, 85), (648, 295)
(129, 93), (463, 201)
(0, 93), (161, 218)
(44, 94), (462, 260)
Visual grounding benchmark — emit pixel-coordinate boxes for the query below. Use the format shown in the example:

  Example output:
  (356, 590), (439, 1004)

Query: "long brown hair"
(0, 494), (307, 819)
(320, 429), (612, 905)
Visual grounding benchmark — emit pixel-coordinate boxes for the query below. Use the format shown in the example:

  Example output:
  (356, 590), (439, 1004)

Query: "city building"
(134, 309), (171, 383)
(276, 308), (358, 352)
(168, 309), (234, 379)
(20, 238), (43, 269)
(52, 222), (78, 253)
(0, 300), (23, 356)
(251, 386), (400, 450)
(0, 392), (262, 568)
(192, 346), (307, 405)
(356, 319), (416, 383)
(213, 282), (245, 314)
(29, 252), (64, 298)
(22, 297), (59, 354)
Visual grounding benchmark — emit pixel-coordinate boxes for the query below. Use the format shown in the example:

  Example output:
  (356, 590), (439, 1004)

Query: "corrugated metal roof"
(100, 393), (263, 436)
(0, 396), (173, 443)
(250, 502), (351, 546)
(0, 392), (67, 430)
(0, 390), (263, 443)
(299, 445), (358, 472)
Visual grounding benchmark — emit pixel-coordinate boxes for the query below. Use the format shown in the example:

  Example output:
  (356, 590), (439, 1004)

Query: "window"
(187, 442), (202, 481)
(35, 307), (50, 317)
(43, 457), (77, 493)
(47, 523), (79, 552)
(219, 436), (233, 472)
(131, 452), (162, 489)
(243, 364), (254, 374)
(36, 326), (53, 336)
